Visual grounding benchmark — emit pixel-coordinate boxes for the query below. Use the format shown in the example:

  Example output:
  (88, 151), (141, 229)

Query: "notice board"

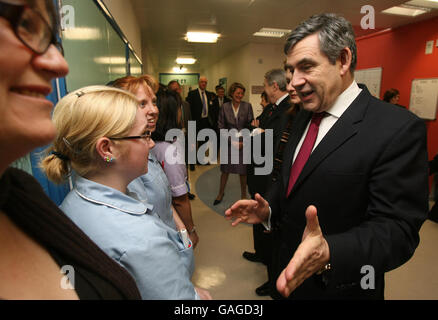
(354, 67), (382, 98)
(409, 78), (438, 120)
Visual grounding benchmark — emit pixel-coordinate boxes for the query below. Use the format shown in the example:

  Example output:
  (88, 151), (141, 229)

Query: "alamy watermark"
(361, 5), (375, 30)
(360, 265), (375, 290)
(60, 265), (75, 290)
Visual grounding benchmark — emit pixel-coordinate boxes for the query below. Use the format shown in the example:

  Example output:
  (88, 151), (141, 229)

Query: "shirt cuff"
(262, 206), (272, 231)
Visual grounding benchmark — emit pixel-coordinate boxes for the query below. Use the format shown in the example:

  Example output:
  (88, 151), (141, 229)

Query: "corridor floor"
(189, 164), (438, 300)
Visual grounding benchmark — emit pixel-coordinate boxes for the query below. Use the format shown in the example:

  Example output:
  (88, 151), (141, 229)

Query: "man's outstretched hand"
(225, 193), (270, 226)
(276, 205), (330, 297)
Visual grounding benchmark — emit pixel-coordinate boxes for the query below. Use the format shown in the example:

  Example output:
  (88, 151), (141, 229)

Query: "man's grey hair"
(264, 69), (288, 92)
(284, 13), (357, 72)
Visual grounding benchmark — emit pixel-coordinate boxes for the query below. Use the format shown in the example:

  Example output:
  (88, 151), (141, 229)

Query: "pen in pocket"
(178, 229), (191, 249)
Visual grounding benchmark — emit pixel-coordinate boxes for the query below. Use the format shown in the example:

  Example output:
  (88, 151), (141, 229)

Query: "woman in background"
(383, 88), (404, 107)
(151, 88), (198, 247)
(112, 76), (199, 247)
(41, 85), (210, 300)
(214, 82), (254, 205)
(0, 0), (140, 299)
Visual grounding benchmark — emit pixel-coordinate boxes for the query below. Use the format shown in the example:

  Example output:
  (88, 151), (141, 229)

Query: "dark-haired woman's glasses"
(0, 1), (64, 55)
(109, 131), (152, 141)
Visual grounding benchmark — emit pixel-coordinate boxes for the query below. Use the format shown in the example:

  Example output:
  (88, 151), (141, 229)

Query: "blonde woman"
(41, 86), (210, 300)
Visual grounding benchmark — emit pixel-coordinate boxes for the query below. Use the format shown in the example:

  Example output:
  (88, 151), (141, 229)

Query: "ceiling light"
(173, 67), (188, 73)
(176, 58), (197, 64)
(253, 28), (291, 38)
(382, 5), (430, 16)
(94, 56), (127, 64)
(186, 32), (220, 43)
(405, 0), (438, 9)
(62, 27), (102, 40)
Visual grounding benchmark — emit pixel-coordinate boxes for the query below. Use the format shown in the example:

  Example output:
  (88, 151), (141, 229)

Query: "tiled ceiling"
(131, 0), (438, 72)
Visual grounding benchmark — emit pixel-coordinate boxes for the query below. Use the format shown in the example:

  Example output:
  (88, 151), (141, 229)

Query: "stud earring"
(105, 156), (114, 163)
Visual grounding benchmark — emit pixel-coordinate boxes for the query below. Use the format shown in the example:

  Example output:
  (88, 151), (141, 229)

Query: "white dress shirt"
(264, 81), (362, 230)
(199, 88), (208, 118)
(275, 93), (289, 107)
(292, 81), (362, 162)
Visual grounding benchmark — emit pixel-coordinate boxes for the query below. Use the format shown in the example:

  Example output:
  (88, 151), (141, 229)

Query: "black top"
(0, 168), (141, 300)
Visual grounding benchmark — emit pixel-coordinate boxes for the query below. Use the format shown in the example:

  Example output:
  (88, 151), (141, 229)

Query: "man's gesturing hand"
(225, 193), (270, 226)
(276, 205), (330, 297)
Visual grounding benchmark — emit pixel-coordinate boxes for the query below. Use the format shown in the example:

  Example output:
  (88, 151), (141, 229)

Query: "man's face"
(199, 77), (207, 91)
(285, 33), (342, 113)
(216, 88), (225, 98)
(263, 79), (276, 104)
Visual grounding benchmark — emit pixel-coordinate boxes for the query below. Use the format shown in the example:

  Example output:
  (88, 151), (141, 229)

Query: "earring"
(105, 156), (114, 163)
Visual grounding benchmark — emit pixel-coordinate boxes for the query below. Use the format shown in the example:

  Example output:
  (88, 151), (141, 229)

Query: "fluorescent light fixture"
(405, 0), (438, 8)
(111, 67), (128, 74)
(186, 32), (219, 43)
(173, 67), (188, 73)
(130, 67), (142, 74)
(62, 27), (102, 40)
(253, 27), (291, 38)
(94, 56), (126, 64)
(176, 58), (197, 64)
(382, 5), (430, 16)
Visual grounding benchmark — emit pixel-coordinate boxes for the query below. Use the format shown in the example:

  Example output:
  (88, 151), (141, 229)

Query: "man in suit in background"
(244, 69), (296, 296)
(211, 85), (231, 133)
(211, 85), (231, 156)
(168, 80), (192, 133)
(186, 76), (216, 166)
(226, 13), (428, 300)
(168, 80), (195, 199)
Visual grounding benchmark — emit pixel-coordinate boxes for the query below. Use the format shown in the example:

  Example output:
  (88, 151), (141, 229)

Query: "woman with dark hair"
(214, 82), (254, 205)
(383, 88), (400, 105)
(0, 0), (141, 299)
(151, 89), (200, 248)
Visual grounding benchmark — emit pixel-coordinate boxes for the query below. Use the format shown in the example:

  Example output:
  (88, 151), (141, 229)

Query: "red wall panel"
(356, 16), (438, 163)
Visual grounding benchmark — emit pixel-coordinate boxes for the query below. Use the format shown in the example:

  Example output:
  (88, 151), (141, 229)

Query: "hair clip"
(63, 137), (73, 148)
(75, 91), (85, 98)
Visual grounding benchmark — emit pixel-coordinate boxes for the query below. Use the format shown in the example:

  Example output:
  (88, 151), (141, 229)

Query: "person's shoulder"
(369, 95), (421, 123)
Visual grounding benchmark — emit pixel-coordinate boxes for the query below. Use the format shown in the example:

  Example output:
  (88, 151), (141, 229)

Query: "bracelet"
(188, 226), (196, 234)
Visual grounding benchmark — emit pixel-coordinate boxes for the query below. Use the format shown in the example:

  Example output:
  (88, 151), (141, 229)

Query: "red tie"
(286, 112), (325, 197)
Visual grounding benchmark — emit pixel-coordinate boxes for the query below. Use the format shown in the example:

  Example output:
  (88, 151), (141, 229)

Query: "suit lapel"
(283, 87), (372, 195)
(267, 98), (290, 126)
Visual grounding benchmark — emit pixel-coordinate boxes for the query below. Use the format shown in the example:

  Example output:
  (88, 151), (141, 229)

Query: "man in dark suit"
(168, 80), (196, 199)
(186, 76), (216, 166)
(210, 85), (231, 133)
(244, 69), (297, 296)
(225, 13), (428, 300)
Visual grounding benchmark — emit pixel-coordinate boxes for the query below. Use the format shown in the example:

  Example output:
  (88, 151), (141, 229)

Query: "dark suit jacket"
(181, 100), (192, 132)
(247, 96), (293, 197)
(211, 96), (231, 132)
(267, 85), (429, 299)
(186, 89), (216, 128)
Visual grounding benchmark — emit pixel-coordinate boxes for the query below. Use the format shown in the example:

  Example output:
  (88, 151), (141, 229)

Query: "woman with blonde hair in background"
(111, 75), (199, 247)
(40, 85), (210, 300)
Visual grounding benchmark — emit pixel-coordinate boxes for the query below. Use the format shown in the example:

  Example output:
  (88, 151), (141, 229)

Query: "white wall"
(205, 42), (285, 117)
(102, 0), (142, 60)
